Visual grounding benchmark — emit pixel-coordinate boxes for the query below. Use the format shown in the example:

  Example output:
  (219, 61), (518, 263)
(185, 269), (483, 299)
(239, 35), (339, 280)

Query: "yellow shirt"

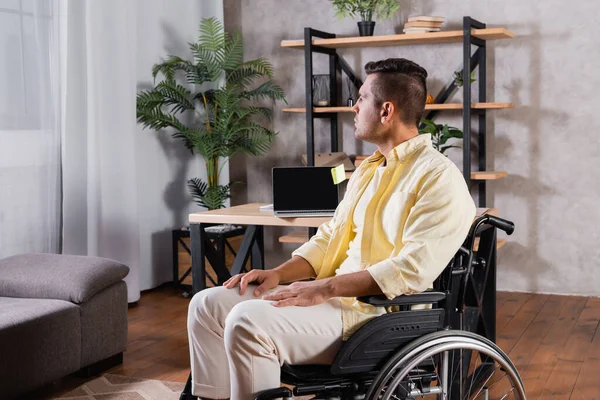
(292, 134), (476, 340)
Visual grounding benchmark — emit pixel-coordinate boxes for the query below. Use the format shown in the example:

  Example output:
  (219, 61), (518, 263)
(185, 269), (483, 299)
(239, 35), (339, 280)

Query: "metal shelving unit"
(281, 16), (515, 207)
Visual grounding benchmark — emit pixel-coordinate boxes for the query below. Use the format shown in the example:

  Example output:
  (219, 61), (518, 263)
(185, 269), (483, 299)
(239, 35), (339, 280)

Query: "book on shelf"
(403, 15), (445, 34)
(403, 27), (442, 34)
(404, 20), (444, 28)
(407, 15), (446, 23)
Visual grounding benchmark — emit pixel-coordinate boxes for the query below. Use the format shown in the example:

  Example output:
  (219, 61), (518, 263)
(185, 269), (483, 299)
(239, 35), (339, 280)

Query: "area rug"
(52, 374), (185, 400)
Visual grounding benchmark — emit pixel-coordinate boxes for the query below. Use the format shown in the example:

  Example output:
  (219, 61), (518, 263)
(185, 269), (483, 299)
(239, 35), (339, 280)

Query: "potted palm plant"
(137, 18), (286, 210)
(331, 0), (400, 36)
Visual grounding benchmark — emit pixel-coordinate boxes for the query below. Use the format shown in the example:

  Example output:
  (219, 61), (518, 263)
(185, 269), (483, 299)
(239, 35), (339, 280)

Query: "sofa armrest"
(357, 290), (446, 307)
(0, 254), (129, 304)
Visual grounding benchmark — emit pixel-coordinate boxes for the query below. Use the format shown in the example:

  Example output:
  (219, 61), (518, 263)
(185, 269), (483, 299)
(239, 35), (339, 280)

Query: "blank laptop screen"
(272, 167), (339, 212)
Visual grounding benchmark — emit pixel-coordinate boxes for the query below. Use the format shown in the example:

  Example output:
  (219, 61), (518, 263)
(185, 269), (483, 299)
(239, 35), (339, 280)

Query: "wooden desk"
(188, 203), (497, 294)
(189, 203), (329, 227)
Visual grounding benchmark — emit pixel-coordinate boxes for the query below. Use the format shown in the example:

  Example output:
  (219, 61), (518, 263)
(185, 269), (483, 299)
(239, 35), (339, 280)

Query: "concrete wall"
(224, 0), (600, 296)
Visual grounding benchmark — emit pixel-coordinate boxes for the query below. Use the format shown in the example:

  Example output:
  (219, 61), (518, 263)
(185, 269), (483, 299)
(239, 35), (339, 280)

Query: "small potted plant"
(419, 119), (463, 156)
(453, 70), (476, 88)
(331, 0), (400, 36)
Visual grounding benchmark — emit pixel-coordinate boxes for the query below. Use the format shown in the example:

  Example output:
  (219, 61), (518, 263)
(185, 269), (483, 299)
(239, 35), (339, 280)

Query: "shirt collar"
(367, 134), (432, 164)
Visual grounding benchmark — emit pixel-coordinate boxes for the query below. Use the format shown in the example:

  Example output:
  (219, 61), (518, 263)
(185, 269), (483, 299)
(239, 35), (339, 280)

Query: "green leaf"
(136, 89), (165, 111)
(190, 43), (221, 82)
(227, 67), (263, 88)
(419, 118), (437, 134)
(183, 63), (210, 85)
(187, 178), (230, 210)
(439, 128), (463, 146)
(221, 30), (244, 72)
(239, 58), (274, 79)
(447, 128), (464, 138)
(198, 17), (226, 53)
(171, 131), (195, 151)
(152, 55), (191, 81)
(136, 108), (188, 132)
(241, 81), (286, 102)
(155, 81), (194, 114)
(330, 0), (400, 21)
(440, 145), (461, 154)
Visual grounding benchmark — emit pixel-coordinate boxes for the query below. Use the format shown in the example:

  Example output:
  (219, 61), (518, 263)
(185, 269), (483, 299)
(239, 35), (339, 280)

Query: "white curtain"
(0, 0), (223, 301)
(59, 0), (224, 302)
(59, 0), (142, 302)
(0, 1), (61, 258)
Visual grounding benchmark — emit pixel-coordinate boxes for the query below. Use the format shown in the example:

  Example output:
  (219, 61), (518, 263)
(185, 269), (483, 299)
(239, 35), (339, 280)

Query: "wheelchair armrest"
(357, 290), (446, 307)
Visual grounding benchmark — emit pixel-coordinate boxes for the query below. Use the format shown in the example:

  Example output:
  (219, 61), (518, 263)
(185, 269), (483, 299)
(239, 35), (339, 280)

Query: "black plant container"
(358, 21), (376, 36)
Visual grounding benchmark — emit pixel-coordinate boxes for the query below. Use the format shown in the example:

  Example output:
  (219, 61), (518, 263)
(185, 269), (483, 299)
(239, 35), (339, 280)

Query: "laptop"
(272, 167), (340, 217)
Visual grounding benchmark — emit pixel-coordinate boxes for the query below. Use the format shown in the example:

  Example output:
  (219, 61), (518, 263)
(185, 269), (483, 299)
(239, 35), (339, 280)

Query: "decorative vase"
(312, 74), (331, 107)
(358, 21), (375, 36)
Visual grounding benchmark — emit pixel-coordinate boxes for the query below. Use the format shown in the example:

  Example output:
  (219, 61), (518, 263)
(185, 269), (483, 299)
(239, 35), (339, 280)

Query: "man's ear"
(380, 101), (395, 123)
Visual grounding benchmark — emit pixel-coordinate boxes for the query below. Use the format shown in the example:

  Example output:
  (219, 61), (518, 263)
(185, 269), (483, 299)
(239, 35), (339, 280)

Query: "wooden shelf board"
(471, 171), (508, 180)
(282, 103), (514, 113)
(281, 28), (515, 49)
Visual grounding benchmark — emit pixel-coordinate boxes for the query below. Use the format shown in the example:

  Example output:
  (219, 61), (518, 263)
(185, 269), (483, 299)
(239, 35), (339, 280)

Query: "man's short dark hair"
(364, 58), (428, 127)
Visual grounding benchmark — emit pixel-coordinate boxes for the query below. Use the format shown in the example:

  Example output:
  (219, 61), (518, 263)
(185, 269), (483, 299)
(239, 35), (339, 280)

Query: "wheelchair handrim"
(366, 331), (525, 398)
(379, 341), (526, 400)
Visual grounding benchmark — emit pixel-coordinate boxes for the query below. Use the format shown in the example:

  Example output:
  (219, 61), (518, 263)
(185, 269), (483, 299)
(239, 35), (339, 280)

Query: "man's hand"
(261, 279), (334, 307)
(223, 270), (281, 297)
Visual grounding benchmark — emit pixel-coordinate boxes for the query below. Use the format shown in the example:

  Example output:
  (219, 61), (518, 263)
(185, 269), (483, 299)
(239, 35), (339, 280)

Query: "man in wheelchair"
(183, 59), (523, 400)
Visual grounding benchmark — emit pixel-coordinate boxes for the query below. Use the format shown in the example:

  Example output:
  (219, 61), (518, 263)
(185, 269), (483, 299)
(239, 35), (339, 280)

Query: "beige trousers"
(187, 285), (344, 400)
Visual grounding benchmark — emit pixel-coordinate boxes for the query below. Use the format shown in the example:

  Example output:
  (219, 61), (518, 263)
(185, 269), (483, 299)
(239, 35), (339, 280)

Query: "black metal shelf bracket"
(463, 16), (487, 207)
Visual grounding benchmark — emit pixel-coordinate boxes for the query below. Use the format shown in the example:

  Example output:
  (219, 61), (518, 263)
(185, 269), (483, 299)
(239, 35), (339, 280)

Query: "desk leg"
(191, 223), (232, 294)
(251, 226), (264, 270)
(231, 225), (261, 276)
(190, 223), (206, 295)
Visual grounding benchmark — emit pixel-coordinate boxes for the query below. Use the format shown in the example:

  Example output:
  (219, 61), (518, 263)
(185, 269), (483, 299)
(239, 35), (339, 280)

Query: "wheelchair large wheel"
(365, 331), (526, 400)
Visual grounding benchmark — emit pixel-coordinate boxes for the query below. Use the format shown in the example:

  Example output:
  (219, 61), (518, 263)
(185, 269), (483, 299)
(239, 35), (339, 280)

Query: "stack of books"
(403, 16), (445, 34)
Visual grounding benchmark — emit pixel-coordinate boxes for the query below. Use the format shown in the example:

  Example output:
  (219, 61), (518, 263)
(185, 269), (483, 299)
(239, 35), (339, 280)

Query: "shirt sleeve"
(366, 165), (477, 299)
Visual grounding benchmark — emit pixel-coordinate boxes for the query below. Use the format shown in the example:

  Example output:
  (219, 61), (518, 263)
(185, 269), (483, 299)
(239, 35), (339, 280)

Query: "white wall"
(135, 0), (225, 290)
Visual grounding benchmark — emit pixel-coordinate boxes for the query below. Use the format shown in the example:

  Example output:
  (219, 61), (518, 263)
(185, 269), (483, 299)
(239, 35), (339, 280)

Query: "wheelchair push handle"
(486, 215), (515, 235)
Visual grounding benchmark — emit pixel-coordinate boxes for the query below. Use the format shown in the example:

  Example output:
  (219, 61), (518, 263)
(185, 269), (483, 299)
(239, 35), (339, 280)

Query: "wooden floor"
(39, 285), (600, 399)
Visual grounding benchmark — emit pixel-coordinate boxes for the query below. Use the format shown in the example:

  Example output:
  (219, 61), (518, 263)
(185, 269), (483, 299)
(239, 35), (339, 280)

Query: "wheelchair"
(180, 214), (526, 400)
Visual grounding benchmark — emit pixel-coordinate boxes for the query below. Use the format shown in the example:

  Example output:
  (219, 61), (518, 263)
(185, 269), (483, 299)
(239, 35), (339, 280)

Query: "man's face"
(352, 75), (382, 142)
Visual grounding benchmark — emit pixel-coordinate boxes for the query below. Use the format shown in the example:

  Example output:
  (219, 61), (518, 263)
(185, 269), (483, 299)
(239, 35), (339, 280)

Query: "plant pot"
(357, 21), (376, 36)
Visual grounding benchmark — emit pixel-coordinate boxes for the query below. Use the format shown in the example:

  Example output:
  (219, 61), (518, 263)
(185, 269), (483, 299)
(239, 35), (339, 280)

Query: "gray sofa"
(0, 253), (130, 399)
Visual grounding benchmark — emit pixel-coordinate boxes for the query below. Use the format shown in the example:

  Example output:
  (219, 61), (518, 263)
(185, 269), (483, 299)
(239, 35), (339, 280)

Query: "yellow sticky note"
(331, 164), (346, 185)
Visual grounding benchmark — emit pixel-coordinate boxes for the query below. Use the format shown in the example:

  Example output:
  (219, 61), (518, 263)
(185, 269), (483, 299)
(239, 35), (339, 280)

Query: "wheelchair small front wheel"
(366, 331), (526, 400)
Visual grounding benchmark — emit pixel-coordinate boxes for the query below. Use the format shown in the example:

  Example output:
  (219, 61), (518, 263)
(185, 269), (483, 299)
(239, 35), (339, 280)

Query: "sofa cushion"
(0, 297), (81, 398)
(0, 253), (129, 304)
